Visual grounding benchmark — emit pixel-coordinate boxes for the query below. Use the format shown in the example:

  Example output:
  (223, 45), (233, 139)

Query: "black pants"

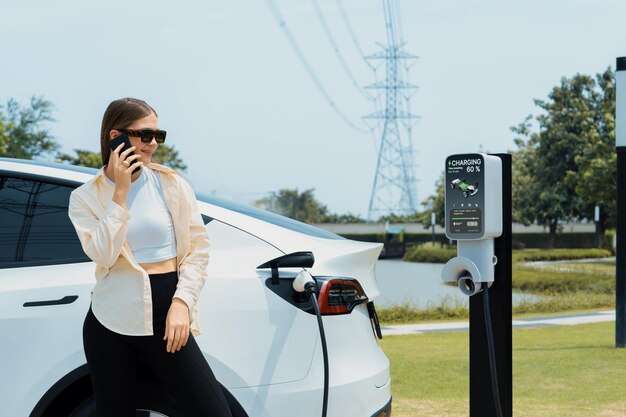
(83, 271), (240, 417)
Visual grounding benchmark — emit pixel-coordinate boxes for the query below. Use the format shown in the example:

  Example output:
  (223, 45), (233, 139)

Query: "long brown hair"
(100, 98), (158, 166)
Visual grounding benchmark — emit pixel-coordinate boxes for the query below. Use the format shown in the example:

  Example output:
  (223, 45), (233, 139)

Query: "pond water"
(373, 259), (538, 308)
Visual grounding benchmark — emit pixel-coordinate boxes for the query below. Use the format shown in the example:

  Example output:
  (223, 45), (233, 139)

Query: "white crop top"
(105, 167), (177, 263)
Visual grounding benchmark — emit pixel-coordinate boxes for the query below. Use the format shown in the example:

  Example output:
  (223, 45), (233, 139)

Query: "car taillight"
(317, 278), (368, 315)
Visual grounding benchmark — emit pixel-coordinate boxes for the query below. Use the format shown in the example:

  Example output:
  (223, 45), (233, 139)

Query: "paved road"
(381, 310), (616, 336)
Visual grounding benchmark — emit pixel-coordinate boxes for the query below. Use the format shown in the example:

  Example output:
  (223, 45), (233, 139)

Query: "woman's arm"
(166, 181), (210, 352)
(68, 145), (141, 269)
(172, 182), (210, 313)
(68, 192), (131, 269)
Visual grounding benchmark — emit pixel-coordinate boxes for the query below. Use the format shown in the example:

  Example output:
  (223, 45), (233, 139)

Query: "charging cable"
(482, 286), (504, 417)
(294, 270), (329, 417)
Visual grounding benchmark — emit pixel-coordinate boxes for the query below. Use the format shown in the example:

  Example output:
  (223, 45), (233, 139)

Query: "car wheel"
(68, 381), (185, 417)
(450, 183), (455, 189)
(463, 191), (468, 198)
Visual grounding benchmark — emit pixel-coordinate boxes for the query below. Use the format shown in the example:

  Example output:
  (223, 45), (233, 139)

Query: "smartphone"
(108, 134), (141, 174)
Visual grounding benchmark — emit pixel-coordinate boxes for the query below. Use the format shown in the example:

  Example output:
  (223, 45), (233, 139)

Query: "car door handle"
(23, 295), (79, 307)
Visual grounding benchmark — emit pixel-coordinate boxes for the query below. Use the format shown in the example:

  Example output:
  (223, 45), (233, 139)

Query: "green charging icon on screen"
(450, 178), (479, 198)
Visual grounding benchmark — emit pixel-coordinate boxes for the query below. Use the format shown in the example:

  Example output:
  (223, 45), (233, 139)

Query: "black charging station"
(440, 152), (512, 417)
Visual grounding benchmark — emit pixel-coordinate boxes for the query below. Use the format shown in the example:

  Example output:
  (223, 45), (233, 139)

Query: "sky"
(2, 0), (626, 219)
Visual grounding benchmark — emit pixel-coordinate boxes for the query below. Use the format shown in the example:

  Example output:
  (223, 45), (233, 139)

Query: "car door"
(195, 217), (319, 389)
(0, 173), (95, 417)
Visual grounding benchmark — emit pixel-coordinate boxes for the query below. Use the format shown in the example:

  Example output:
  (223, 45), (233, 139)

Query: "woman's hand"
(164, 298), (190, 353)
(109, 143), (143, 208)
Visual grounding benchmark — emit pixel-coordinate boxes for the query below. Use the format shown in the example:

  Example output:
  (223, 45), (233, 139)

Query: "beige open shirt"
(68, 163), (210, 336)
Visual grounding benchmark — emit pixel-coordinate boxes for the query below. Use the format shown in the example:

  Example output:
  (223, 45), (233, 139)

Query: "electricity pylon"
(364, 0), (419, 221)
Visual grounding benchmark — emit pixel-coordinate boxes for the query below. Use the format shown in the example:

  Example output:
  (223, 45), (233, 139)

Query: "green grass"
(377, 293), (615, 325)
(511, 261), (615, 316)
(512, 264), (615, 295)
(377, 296), (468, 324)
(512, 293), (614, 315)
(379, 251), (622, 416)
(379, 322), (626, 417)
(527, 261), (615, 275)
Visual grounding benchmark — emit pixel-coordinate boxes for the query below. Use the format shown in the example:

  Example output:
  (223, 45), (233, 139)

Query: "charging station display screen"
(445, 154), (485, 239)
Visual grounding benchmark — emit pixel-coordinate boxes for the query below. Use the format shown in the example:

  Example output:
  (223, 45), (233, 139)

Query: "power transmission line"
(310, 0), (374, 101)
(333, 0), (390, 154)
(391, 0), (404, 46)
(335, 0), (375, 71)
(390, 0), (419, 190)
(264, 0), (368, 133)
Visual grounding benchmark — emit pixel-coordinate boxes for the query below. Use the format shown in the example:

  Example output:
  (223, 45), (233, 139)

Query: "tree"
(57, 149), (101, 168)
(512, 71), (613, 248)
(324, 212), (366, 224)
(0, 113), (7, 155)
(255, 188), (331, 223)
(511, 116), (538, 226)
(417, 172), (445, 229)
(369, 172), (445, 229)
(152, 144), (187, 171)
(0, 96), (59, 159)
(566, 67), (616, 247)
(58, 144), (188, 171)
(376, 212), (421, 224)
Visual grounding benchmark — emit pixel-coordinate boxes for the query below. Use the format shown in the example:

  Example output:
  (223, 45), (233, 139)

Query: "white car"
(0, 157), (392, 417)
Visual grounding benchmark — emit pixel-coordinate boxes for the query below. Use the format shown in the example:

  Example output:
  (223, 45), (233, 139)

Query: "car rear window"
(196, 193), (344, 240)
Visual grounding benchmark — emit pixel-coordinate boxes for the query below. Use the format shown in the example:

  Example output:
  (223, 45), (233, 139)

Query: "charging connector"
(293, 269), (315, 293)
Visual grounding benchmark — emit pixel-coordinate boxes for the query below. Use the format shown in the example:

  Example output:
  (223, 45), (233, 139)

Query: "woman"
(69, 98), (238, 417)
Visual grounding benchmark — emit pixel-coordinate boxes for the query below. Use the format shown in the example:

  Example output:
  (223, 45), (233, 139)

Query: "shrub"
(605, 230), (616, 253)
(402, 243), (456, 263)
(513, 248), (612, 262)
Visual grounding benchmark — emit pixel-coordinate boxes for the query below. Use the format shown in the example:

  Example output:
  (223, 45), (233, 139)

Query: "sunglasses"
(118, 128), (167, 144)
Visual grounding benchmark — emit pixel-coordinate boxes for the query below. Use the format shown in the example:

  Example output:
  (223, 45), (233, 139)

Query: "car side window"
(0, 175), (89, 268)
